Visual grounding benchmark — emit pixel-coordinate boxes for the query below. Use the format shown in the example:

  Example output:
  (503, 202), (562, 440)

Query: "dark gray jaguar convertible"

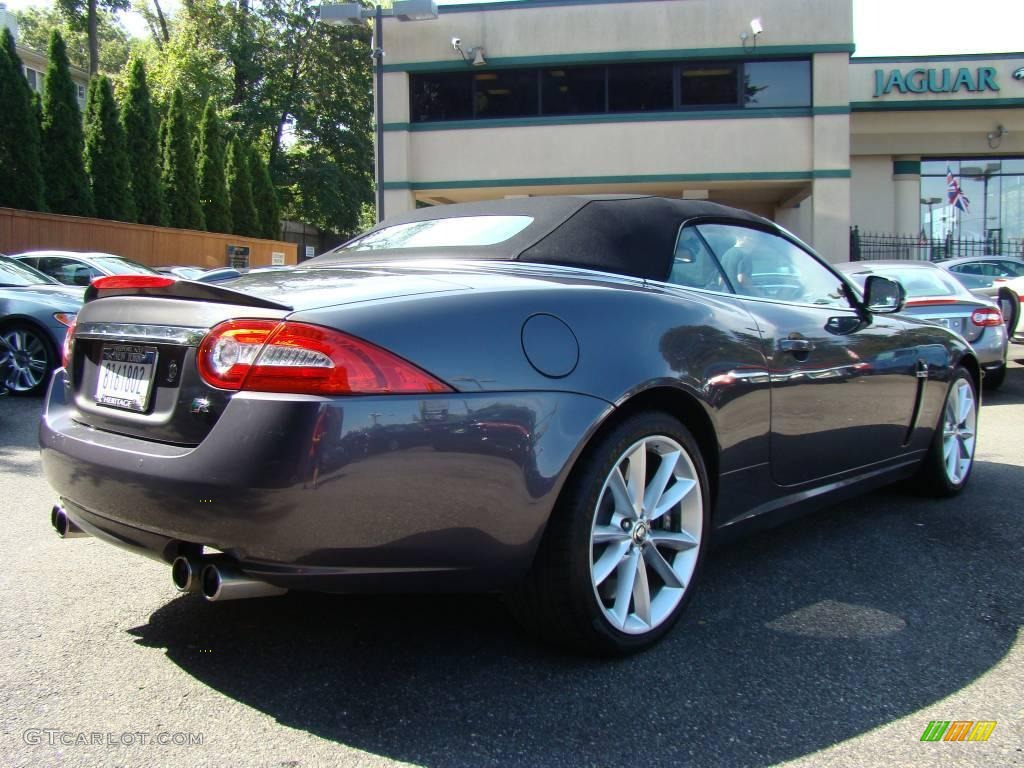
(41, 196), (980, 654)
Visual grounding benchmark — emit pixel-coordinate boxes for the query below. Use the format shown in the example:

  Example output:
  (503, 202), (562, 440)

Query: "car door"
(695, 223), (923, 487)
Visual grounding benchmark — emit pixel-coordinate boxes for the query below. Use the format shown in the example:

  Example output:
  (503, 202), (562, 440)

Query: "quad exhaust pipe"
(171, 555), (287, 601)
(51, 504), (88, 539)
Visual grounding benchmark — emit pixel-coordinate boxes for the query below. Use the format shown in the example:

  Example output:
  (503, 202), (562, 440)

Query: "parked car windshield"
(0, 255), (60, 287)
(91, 256), (160, 275)
(339, 216), (534, 252)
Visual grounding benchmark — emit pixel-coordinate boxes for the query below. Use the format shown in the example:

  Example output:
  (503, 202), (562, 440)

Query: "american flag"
(946, 164), (970, 213)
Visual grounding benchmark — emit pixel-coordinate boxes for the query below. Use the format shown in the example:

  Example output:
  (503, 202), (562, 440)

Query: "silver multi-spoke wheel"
(0, 327), (51, 394)
(941, 376), (976, 485)
(589, 435), (703, 635)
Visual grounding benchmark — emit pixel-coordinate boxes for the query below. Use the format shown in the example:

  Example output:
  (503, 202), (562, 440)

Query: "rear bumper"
(970, 325), (1008, 368)
(40, 371), (611, 591)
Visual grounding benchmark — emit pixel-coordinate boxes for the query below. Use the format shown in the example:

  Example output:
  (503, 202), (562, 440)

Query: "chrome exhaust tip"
(171, 556), (202, 593)
(51, 504), (88, 539)
(200, 562), (287, 602)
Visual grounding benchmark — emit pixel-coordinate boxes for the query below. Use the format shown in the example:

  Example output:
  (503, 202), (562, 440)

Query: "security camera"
(451, 37), (462, 50)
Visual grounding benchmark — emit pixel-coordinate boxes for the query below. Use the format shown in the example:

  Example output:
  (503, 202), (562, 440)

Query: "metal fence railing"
(849, 227), (1024, 262)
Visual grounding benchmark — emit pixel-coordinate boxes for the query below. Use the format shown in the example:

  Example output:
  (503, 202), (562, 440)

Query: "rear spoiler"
(84, 277), (292, 310)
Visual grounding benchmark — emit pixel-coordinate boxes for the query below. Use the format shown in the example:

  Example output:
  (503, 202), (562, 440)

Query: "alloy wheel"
(0, 327), (50, 393)
(941, 377), (976, 485)
(589, 435), (703, 635)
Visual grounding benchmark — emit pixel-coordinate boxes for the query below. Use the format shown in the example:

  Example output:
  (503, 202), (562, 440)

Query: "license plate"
(935, 317), (963, 333)
(96, 344), (158, 412)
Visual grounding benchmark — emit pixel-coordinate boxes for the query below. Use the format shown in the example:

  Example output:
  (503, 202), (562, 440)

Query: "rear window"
(91, 257), (159, 275)
(340, 216), (534, 252)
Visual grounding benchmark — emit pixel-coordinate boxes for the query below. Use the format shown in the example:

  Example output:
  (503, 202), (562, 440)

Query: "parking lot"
(1, 365), (1023, 768)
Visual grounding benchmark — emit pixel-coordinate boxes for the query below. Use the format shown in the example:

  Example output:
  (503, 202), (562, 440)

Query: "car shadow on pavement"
(128, 458), (1024, 768)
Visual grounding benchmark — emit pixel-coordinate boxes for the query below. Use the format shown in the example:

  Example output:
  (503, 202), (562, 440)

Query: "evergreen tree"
(41, 31), (91, 216)
(0, 28), (45, 211)
(249, 146), (280, 240)
(160, 88), (204, 230)
(121, 59), (163, 226)
(196, 100), (231, 233)
(225, 136), (257, 237)
(84, 75), (133, 221)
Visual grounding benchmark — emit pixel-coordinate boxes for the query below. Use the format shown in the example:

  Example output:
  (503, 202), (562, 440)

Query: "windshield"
(91, 256), (160, 275)
(0, 255), (59, 286)
(338, 216), (534, 252)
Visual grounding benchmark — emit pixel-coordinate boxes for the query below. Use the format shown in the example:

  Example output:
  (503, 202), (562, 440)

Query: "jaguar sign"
(873, 66), (999, 97)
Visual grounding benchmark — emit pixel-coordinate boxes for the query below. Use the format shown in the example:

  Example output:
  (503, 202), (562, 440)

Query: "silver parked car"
(0, 255), (81, 395)
(837, 260), (1008, 389)
(11, 250), (160, 287)
(936, 255), (1024, 340)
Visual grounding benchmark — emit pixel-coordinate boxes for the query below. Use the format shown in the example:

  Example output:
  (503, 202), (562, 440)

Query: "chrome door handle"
(779, 338), (814, 353)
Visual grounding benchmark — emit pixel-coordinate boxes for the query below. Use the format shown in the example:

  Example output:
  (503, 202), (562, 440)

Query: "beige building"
(376, 0), (1023, 261)
(0, 3), (89, 109)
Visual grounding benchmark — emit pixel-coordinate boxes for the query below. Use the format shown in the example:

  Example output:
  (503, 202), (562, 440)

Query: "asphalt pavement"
(1, 365), (1022, 768)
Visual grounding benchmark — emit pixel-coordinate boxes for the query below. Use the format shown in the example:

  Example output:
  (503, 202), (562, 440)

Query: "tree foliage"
(249, 145), (279, 240)
(225, 135), (257, 237)
(196, 99), (232, 233)
(160, 88), (203, 229)
(55, 0), (130, 75)
(0, 28), (46, 211)
(41, 31), (92, 216)
(16, 4), (130, 75)
(121, 57), (164, 225)
(136, 0), (373, 234)
(84, 74), (134, 221)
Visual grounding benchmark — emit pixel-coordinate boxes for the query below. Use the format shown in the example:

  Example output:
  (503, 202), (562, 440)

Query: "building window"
(680, 63), (739, 107)
(411, 71), (473, 122)
(77, 84), (86, 101)
(743, 60), (812, 108)
(541, 65), (606, 116)
(472, 69), (539, 119)
(921, 158), (1024, 249)
(608, 63), (673, 112)
(24, 67), (38, 92)
(409, 57), (811, 124)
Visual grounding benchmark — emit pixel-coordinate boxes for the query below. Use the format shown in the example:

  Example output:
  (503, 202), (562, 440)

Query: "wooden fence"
(0, 207), (297, 268)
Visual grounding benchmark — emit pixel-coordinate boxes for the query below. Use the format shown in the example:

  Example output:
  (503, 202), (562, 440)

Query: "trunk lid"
(67, 268), (470, 445)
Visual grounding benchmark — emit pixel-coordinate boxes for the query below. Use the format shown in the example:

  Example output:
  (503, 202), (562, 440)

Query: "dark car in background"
(41, 196), (981, 654)
(0, 255), (81, 395)
(837, 260), (1008, 389)
(12, 251), (160, 287)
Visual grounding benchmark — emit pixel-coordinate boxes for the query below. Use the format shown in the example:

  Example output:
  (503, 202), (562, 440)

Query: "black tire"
(0, 322), (57, 397)
(983, 364), (1006, 391)
(913, 367), (977, 497)
(508, 412), (710, 655)
(997, 287), (1019, 337)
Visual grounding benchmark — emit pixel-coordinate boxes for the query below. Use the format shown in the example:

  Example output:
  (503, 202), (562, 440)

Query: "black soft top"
(310, 195), (771, 281)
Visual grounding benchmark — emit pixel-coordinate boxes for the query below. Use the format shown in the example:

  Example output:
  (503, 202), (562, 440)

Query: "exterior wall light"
(987, 124), (1007, 149)
(452, 38), (487, 66)
(740, 17), (763, 53)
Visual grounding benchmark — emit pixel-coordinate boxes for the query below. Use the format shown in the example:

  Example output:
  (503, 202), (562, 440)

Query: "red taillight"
(197, 320), (452, 395)
(971, 307), (1004, 327)
(92, 275), (175, 290)
(61, 315), (77, 370)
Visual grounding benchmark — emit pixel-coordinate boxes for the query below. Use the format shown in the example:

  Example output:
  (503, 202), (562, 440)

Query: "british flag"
(946, 164), (970, 213)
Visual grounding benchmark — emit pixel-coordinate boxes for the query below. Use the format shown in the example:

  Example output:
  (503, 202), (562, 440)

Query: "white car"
(938, 256), (1024, 340)
(11, 251), (160, 287)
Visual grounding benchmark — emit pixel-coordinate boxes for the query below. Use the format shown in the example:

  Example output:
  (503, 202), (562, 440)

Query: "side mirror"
(863, 274), (905, 314)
